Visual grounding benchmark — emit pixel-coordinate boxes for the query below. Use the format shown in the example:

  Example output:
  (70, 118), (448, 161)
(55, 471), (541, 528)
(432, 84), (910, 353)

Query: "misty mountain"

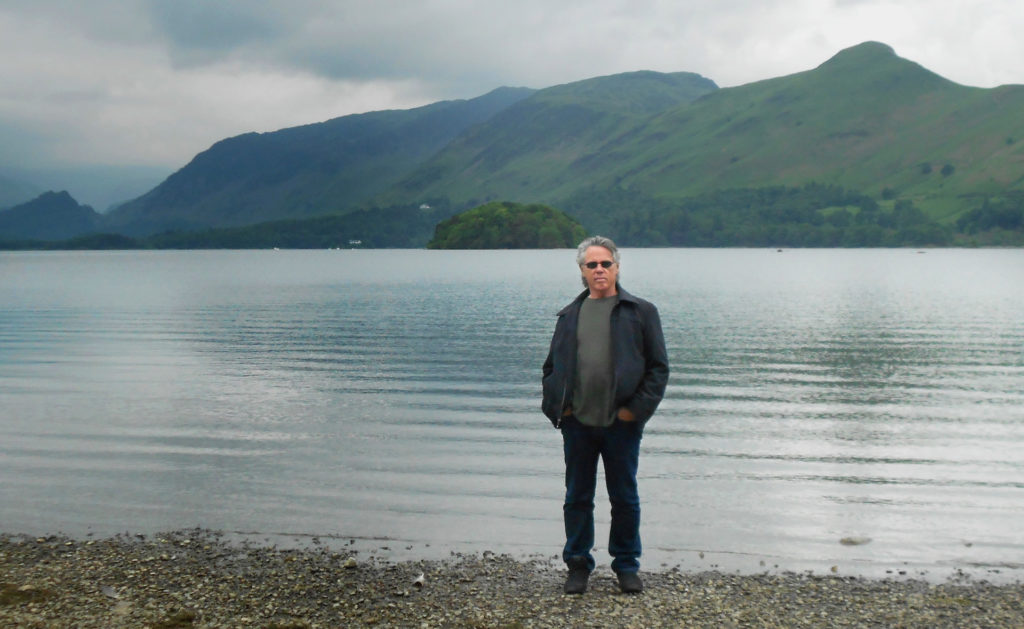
(0, 191), (102, 241)
(389, 42), (1024, 220)
(21, 41), (1024, 245)
(382, 70), (718, 206)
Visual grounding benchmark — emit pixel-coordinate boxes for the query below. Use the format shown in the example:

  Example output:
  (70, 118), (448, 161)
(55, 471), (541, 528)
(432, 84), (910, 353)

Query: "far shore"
(3, 529), (1023, 628)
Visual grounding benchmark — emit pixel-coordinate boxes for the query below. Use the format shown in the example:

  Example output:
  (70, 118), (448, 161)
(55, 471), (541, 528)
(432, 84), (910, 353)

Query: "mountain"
(0, 191), (102, 241)
(104, 72), (714, 237)
(611, 42), (1023, 219)
(390, 42), (1024, 222)
(385, 70), (718, 206)
(105, 87), (534, 236)
(35, 41), (1022, 247)
(4, 164), (170, 213)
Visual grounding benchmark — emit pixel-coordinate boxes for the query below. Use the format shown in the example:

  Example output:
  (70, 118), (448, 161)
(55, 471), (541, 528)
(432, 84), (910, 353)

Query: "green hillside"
(104, 87), (534, 236)
(390, 42), (1024, 227)
(144, 203), (443, 249)
(18, 41), (1022, 248)
(612, 42), (1024, 219)
(387, 71), (718, 204)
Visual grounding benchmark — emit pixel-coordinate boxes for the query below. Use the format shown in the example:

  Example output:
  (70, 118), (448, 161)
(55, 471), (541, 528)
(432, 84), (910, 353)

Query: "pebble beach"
(3, 529), (1022, 628)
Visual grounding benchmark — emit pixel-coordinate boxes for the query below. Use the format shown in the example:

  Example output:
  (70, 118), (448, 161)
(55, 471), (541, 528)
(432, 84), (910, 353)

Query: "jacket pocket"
(541, 375), (565, 426)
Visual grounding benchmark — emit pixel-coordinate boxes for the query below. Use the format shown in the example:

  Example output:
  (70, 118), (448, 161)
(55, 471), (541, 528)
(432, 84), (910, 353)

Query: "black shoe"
(616, 571), (643, 594)
(564, 558), (590, 594)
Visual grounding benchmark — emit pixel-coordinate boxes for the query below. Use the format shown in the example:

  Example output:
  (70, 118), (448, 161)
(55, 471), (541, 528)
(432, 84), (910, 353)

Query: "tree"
(427, 201), (587, 249)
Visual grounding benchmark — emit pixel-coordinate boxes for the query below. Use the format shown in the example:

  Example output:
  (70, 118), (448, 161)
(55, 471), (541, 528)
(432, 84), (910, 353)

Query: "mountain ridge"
(0, 191), (101, 241)
(11, 41), (1024, 245)
(389, 40), (1022, 217)
(384, 70), (718, 206)
(105, 86), (535, 236)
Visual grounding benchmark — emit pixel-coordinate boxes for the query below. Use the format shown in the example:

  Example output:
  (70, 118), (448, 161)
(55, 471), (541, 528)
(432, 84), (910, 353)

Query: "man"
(542, 236), (669, 595)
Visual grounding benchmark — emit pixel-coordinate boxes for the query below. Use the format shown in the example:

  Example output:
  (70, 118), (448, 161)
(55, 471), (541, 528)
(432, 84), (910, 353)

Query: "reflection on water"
(1, 249), (1022, 581)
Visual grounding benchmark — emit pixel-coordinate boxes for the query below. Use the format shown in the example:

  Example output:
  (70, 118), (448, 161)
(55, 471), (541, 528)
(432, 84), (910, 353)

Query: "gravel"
(3, 529), (1022, 628)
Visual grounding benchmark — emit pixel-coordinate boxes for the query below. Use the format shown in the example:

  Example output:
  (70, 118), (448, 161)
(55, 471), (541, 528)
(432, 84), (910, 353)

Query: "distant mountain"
(4, 164), (170, 213)
(390, 42), (1024, 221)
(105, 87), (535, 236)
(32, 41), (1023, 247)
(0, 191), (102, 241)
(615, 42), (1023, 214)
(384, 70), (718, 205)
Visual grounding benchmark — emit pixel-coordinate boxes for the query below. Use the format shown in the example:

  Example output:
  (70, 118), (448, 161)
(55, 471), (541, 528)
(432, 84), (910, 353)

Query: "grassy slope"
(605, 43), (1024, 222)
(98, 42), (1023, 242)
(105, 88), (534, 236)
(387, 71), (719, 205)
(392, 42), (1024, 224)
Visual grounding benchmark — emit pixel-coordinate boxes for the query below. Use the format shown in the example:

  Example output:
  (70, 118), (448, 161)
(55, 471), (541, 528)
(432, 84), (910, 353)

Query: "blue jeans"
(561, 416), (643, 574)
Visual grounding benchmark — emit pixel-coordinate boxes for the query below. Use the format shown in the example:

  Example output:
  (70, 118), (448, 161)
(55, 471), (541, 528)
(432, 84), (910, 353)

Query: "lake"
(1, 248), (1022, 582)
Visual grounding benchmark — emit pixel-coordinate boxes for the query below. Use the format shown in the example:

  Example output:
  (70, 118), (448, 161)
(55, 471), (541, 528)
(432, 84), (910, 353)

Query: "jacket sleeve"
(540, 317), (566, 426)
(625, 302), (669, 424)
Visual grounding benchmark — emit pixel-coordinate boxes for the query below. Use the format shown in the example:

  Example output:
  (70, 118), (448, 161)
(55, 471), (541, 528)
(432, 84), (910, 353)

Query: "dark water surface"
(2, 249), (1022, 581)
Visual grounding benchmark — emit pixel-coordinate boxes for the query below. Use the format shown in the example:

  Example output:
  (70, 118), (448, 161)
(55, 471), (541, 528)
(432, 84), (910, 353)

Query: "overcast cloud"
(1, 0), (1021, 206)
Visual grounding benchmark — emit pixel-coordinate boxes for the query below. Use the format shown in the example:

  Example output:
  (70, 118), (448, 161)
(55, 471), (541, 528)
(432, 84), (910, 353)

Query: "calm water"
(1, 249), (1022, 581)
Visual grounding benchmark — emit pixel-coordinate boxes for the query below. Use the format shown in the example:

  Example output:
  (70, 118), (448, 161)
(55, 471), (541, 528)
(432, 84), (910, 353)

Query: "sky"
(1, 0), (1022, 208)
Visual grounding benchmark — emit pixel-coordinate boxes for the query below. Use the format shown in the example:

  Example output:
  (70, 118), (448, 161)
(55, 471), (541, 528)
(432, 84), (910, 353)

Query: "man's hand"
(617, 407), (636, 422)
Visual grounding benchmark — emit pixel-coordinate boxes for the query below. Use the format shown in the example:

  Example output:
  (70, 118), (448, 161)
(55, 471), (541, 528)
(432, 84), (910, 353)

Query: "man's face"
(581, 245), (619, 297)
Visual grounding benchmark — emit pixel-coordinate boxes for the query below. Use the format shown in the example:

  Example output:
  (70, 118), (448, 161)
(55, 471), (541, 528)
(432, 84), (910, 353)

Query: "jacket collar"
(557, 284), (636, 315)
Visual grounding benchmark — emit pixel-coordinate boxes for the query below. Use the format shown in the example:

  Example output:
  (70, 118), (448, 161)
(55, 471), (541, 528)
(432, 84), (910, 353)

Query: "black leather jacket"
(541, 285), (669, 428)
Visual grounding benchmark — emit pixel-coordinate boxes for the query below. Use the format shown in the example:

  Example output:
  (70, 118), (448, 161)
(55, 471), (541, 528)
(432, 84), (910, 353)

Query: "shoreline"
(4, 529), (1023, 628)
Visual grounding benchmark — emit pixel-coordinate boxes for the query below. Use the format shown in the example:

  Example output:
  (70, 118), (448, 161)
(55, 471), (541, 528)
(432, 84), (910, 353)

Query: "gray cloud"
(145, 0), (297, 67)
(124, 1), (1024, 97)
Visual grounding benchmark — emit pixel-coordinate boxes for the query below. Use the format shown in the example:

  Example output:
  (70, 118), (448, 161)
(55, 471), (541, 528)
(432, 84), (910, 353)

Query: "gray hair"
(576, 235), (620, 288)
(576, 235), (620, 266)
